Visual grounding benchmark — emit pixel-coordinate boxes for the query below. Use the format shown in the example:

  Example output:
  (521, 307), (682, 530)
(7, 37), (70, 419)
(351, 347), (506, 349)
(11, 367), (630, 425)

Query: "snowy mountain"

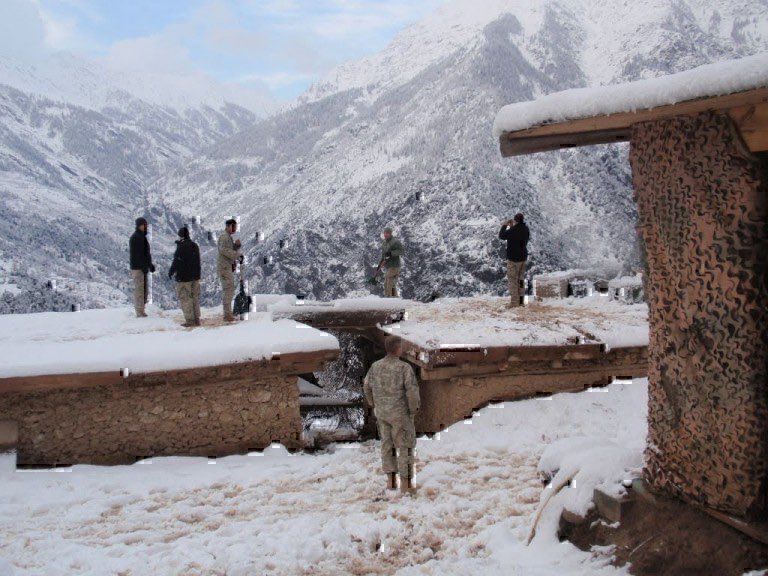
(0, 52), (273, 312)
(153, 0), (768, 301)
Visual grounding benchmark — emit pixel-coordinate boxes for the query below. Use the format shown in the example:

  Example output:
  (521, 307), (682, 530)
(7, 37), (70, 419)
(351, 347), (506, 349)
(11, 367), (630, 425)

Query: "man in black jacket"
(499, 213), (530, 308)
(129, 217), (155, 317)
(169, 226), (202, 327)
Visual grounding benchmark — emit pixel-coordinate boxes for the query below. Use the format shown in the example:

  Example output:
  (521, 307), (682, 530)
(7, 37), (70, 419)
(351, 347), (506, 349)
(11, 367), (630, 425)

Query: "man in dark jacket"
(169, 226), (201, 327)
(499, 213), (530, 308)
(129, 217), (155, 317)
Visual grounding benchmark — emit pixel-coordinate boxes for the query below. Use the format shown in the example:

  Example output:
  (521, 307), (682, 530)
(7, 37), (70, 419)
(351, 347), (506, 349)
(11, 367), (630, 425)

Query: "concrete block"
(594, 487), (634, 523)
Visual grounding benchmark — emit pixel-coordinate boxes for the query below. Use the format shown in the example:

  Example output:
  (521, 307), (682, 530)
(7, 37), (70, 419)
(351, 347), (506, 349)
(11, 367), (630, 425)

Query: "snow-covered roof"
(0, 307), (338, 379)
(382, 297), (648, 351)
(493, 52), (768, 138)
(268, 296), (409, 314)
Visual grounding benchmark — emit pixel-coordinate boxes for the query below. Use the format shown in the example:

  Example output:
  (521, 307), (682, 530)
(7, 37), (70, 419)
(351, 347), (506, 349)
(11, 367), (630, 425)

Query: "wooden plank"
(419, 359), (647, 381)
(0, 349), (339, 396)
(701, 506), (768, 546)
(391, 336), (606, 369)
(272, 308), (405, 329)
(0, 371), (122, 395)
(0, 420), (18, 453)
(728, 100), (768, 152)
(299, 398), (362, 408)
(499, 87), (768, 156)
(500, 128), (630, 156)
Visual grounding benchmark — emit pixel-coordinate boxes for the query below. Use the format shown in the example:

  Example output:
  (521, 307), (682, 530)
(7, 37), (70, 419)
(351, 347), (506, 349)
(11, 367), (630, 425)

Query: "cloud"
(0, 0), (48, 59)
(2, 0), (447, 103)
(104, 33), (195, 75)
(257, 0), (443, 40)
(238, 71), (316, 90)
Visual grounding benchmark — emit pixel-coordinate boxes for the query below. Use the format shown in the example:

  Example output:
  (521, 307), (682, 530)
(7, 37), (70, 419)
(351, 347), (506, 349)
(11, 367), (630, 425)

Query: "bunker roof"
(494, 52), (768, 156)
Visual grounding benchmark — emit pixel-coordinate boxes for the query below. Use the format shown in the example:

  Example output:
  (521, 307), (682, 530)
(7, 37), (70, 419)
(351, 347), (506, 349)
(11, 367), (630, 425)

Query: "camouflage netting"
(630, 111), (768, 518)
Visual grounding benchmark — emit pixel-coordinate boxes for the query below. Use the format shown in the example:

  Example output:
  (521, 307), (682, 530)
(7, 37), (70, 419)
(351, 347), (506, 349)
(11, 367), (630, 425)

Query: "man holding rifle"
(218, 218), (241, 322)
(378, 227), (404, 298)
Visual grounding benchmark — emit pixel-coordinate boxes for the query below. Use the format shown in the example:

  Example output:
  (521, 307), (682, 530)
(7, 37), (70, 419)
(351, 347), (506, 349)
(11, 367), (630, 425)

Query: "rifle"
(368, 256), (386, 285)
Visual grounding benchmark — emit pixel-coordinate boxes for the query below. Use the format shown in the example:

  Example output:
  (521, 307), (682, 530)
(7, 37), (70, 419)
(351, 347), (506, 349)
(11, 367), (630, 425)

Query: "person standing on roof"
(499, 213), (530, 308)
(129, 217), (155, 318)
(363, 336), (421, 494)
(218, 218), (241, 322)
(169, 226), (201, 327)
(380, 227), (404, 298)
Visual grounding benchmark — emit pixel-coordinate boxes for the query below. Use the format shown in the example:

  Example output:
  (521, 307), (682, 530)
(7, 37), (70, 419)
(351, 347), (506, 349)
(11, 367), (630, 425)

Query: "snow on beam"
(498, 88), (768, 156)
(494, 53), (768, 157)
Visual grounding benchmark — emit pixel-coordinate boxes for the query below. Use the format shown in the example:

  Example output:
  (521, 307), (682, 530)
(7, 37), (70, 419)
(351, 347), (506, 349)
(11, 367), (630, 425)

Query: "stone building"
(0, 308), (339, 467)
(494, 54), (768, 519)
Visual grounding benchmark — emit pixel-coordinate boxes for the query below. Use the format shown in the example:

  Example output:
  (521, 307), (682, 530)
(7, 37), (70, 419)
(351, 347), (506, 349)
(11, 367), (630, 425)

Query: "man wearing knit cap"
(169, 226), (201, 327)
(129, 217), (155, 317)
(380, 227), (404, 298)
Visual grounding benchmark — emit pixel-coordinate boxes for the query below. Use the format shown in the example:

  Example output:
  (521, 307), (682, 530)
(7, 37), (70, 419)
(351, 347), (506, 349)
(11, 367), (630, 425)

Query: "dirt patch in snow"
(567, 486), (768, 576)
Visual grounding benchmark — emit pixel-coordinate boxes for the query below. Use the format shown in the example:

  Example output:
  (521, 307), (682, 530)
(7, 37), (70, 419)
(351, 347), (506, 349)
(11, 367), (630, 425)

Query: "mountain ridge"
(153, 0), (768, 301)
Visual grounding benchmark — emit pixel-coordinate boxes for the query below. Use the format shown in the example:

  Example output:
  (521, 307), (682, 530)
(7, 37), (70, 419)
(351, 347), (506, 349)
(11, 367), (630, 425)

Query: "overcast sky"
(2, 0), (445, 101)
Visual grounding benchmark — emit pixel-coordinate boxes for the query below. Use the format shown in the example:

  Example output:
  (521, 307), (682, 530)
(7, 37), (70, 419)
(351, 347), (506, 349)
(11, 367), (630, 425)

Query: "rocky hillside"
(154, 0), (768, 301)
(0, 53), (271, 312)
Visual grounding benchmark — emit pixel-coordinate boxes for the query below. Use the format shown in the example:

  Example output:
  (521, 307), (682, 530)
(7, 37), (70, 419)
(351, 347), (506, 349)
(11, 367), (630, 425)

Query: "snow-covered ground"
(385, 296), (648, 350)
(0, 306), (338, 378)
(0, 379), (646, 575)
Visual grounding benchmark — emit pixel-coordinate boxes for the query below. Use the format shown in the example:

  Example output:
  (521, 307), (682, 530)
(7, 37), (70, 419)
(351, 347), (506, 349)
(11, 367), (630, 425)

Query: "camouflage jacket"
(217, 231), (238, 274)
(381, 237), (404, 269)
(363, 356), (420, 421)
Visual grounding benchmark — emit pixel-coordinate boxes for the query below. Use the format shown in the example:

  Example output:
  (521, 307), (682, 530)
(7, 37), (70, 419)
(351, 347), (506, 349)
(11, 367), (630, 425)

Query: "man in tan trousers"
(363, 336), (421, 494)
(168, 226), (201, 327)
(380, 227), (404, 298)
(129, 217), (155, 317)
(218, 219), (241, 321)
(498, 213), (530, 307)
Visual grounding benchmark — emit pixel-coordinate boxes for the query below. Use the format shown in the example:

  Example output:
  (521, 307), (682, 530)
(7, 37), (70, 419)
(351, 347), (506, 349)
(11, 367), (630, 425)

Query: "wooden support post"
(0, 420), (18, 471)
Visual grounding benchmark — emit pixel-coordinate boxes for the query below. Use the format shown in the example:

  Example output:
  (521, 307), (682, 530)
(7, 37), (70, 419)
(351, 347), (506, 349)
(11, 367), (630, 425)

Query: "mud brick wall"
(630, 111), (768, 518)
(533, 277), (570, 299)
(0, 371), (302, 467)
(415, 372), (614, 435)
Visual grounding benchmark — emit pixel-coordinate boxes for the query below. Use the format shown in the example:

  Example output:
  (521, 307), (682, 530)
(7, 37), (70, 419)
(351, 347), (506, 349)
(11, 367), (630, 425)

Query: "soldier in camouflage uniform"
(363, 336), (421, 493)
(218, 219), (241, 321)
(380, 227), (404, 298)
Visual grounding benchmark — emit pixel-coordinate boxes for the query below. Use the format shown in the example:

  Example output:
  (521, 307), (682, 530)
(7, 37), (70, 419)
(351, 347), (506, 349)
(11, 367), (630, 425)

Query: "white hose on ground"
(526, 469), (578, 545)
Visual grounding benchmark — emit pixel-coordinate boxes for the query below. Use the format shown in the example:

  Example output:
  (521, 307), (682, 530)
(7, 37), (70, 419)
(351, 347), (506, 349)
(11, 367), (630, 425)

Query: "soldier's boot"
(387, 473), (397, 490)
(400, 476), (416, 495)
(224, 314), (237, 322)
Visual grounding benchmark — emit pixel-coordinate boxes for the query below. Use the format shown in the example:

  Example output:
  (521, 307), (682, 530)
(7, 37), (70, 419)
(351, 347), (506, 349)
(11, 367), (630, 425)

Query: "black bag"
(233, 255), (252, 317)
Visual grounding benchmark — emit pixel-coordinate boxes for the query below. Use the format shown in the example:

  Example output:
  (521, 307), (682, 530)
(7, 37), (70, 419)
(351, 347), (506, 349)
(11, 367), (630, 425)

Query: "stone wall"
(0, 371), (302, 467)
(630, 111), (768, 518)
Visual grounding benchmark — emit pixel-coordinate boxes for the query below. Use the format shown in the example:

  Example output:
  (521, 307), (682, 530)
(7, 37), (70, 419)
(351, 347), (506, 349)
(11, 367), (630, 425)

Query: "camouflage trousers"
(175, 280), (201, 325)
(377, 415), (416, 479)
(131, 270), (147, 316)
(384, 267), (400, 298)
(219, 269), (235, 317)
(506, 260), (526, 307)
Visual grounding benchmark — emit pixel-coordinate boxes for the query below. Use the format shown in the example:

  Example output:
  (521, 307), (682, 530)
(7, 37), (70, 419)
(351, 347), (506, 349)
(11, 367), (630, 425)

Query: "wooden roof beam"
(498, 87), (768, 157)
